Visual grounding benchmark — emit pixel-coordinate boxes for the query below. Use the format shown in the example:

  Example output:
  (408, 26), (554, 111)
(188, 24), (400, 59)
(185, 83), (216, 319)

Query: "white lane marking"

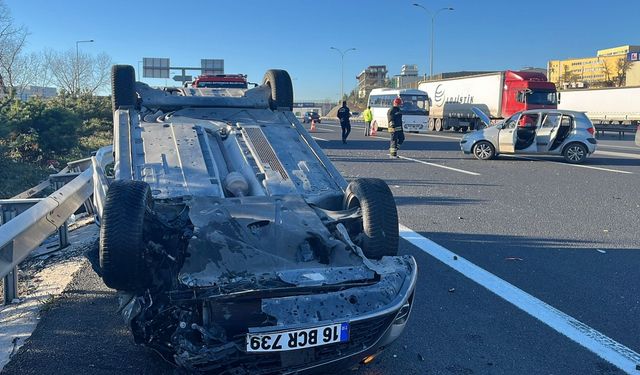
(595, 150), (640, 160)
(311, 136), (328, 141)
(398, 155), (481, 176)
(399, 225), (640, 374)
(504, 155), (633, 175)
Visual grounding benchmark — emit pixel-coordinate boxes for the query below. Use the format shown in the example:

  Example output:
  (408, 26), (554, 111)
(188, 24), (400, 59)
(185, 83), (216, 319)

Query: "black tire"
(472, 141), (495, 160)
(461, 126), (469, 133)
(428, 118), (435, 131)
(563, 142), (588, 164)
(111, 65), (136, 112)
(263, 69), (293, 111)
(344, 178), (399, 259)
(435, 118), (443, 132)
(100, 180), (153, 291)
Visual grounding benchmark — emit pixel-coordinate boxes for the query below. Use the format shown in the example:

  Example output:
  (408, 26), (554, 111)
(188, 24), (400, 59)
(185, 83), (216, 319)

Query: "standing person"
(337, 100), (351, 144)
(363, 105), (373, 136)
(387, 97), (405, 158)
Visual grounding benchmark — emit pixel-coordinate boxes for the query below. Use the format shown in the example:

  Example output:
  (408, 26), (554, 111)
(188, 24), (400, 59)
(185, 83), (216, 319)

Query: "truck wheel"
(473, 141), (495, 160)
(263, 69), (293, 111)
(344, 178), (399, 259)
(461, 126), (469, 133)
(100, 180), (153, 291)
(111, 65), (136, 112)
(435, 118), (443, 131)
(428, 118), (435, 131)
(563, 142), (588, 164)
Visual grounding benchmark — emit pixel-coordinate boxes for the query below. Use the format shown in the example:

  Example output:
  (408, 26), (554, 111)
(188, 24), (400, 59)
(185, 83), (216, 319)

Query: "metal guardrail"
(0, 151), (112, 304)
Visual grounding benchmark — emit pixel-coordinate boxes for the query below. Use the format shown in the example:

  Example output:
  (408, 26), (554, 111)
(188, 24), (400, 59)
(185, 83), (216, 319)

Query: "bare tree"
(0, 0), (29, 96)
(45, 49), (112, 96)
(615, 58), (631, 87)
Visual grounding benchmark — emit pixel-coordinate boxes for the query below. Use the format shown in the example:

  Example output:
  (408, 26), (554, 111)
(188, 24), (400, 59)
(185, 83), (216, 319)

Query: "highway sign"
(143, 57), (170, 78)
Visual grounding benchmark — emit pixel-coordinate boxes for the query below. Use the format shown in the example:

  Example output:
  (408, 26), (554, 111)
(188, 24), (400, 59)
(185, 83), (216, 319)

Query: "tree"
(615, 58), (631, 87)
(45, 49), (112, 96)
(0, 0), (29, 97)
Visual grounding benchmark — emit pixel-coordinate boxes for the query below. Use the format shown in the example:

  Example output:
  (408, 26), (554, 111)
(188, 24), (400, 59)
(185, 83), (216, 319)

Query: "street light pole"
(330, 47), (356, 102)
(75, 39), (94, 95)
(412, 4), (453, 79)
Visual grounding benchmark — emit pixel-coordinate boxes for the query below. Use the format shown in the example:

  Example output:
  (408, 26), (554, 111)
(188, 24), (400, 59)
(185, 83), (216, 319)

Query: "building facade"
(548, 45), (640, 89)
(392, 64), (420, 89)
(356, 65), (388, 98)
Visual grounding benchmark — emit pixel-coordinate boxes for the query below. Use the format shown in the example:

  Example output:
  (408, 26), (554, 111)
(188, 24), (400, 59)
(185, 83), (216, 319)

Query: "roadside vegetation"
(0, 94), (112, 197)
(0, 0), (113, 198)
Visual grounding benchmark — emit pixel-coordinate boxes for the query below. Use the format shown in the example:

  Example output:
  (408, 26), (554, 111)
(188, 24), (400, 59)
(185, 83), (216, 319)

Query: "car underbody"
(92, 66), (417, 373)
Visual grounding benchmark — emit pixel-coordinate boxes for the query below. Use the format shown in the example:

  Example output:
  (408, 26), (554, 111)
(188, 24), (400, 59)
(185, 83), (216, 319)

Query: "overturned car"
(93, 65), (417, 374)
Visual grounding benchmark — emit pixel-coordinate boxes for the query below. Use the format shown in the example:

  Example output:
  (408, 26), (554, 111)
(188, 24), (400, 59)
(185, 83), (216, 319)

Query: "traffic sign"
(143, 57), (170, 78)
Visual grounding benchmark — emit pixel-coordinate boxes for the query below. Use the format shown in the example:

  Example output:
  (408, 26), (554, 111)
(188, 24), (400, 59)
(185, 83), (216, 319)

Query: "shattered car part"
(94, 65), (418, 374)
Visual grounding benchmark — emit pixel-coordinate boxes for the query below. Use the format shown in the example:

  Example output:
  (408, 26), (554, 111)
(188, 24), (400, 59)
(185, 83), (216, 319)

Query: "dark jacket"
(337, 105), (351, 124)
(387, 106), (403, 132)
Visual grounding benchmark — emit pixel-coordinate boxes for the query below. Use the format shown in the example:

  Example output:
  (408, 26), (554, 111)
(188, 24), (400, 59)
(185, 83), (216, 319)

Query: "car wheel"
(111, 65), (136, 112)
(428, 118), (435, 131)
(344, 178), (399, 259)
(263, 69), (293, 111)
(435, 118), (443, 132)
(472, 141), (495, 160)
(100, 180), (153, 291)
(563, 142), (588, 164)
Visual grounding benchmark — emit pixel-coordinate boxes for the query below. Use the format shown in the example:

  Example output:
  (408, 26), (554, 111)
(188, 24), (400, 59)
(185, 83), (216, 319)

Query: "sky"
(5, 0), (640, 101)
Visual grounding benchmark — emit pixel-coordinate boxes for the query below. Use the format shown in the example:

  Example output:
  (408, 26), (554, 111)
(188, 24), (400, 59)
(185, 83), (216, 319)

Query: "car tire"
(111, 65), (136, 112)
(435, 118), (443, 132)
(263, 69), (293, 111)
(563, 142), (588, 164)
(461, 126), (469, 133)
(344, 178), (399, 259)
(472, 141), (495, 160)
(428, 118), (435, 131)
(100, 180), (153, 291)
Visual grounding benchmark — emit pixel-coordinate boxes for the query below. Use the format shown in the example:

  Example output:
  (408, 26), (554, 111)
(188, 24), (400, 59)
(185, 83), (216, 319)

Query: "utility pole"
(330, 47), (356, 102)
(412, 4), (453, 79)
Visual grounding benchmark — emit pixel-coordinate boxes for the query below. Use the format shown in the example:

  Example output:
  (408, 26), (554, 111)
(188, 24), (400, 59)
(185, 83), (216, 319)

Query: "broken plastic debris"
(418, 354), (425, 361)
(448, 288), (455, 293)
(603, 229), (609, 233)
(393, 354), (397, 358)
(458, 216), (464, 220)
(596, 249), (606, 254)
(505, 257), (523, 261)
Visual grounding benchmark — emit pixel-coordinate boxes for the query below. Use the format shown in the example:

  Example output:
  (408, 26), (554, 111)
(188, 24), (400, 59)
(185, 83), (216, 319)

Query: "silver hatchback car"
(460, 109), (597, 164)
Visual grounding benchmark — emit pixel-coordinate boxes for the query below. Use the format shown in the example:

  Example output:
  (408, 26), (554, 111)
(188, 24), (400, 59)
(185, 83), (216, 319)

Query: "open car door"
(498, 113), (520, 153)
(536, 112), (562, 152)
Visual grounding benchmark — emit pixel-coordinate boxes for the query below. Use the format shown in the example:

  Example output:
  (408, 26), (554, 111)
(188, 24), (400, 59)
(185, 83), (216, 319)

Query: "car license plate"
(246, 322), (349, 352)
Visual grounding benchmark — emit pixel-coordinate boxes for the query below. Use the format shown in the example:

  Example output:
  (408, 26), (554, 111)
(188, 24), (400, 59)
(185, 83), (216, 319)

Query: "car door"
(498, 114), (520, 153)
(536, 112), (561, 152)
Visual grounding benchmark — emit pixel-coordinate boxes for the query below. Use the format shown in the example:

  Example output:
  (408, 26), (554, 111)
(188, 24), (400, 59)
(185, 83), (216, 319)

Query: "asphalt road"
(3, 120), (639, 375)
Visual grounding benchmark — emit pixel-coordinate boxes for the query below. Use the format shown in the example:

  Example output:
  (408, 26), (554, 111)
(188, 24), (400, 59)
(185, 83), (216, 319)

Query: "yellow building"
(547, 45), (640, 88)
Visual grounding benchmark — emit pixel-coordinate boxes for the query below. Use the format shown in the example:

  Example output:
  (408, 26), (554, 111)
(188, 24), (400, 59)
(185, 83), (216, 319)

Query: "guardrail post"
(1, 209), (18, 304)
(52, 180), (70, 249)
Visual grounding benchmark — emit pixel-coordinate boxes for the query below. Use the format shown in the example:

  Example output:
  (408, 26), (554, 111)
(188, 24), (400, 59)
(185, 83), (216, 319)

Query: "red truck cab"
(502, 70), (557, 118)
(191, 74), (248, 89)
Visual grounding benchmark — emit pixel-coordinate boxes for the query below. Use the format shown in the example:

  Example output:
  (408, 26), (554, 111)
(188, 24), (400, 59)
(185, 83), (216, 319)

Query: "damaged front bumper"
(121, 255), (417, 374)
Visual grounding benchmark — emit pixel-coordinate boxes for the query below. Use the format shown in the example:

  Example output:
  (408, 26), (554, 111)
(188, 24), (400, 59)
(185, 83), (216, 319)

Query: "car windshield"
(526, 91), (557, 105)
(400, 94), (428, 113)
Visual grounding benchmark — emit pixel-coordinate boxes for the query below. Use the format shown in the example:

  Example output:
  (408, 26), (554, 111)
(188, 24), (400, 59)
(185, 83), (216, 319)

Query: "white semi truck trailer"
(557, 87), (640, 127)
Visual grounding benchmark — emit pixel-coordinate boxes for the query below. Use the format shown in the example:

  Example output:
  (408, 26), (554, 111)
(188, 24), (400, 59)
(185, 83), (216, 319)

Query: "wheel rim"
(474, 143), (492, 159)
(567, 145), (585, 161)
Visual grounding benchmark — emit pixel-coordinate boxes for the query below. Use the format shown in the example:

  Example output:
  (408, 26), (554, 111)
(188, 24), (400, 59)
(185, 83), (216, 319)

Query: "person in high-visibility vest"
(387, 97), (404, 158)
(363, 106), (373, 136)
